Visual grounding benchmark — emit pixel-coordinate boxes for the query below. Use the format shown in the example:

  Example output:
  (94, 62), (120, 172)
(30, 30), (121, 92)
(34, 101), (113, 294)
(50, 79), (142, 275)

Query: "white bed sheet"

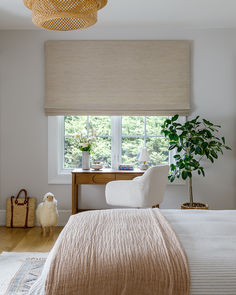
(29, 209), (236, 295)
(162, 209), (236, 295)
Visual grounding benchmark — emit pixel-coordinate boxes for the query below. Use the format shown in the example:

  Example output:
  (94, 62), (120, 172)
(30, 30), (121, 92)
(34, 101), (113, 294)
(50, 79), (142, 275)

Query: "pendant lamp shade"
(23, 0), (107, 31)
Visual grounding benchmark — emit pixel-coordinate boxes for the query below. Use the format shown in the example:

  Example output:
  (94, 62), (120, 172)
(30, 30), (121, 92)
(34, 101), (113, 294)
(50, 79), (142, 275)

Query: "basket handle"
(15, 189), (28, 205)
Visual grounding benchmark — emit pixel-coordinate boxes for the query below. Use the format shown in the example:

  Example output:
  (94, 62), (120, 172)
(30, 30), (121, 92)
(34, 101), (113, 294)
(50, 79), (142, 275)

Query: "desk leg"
(72, 174), (78, 214)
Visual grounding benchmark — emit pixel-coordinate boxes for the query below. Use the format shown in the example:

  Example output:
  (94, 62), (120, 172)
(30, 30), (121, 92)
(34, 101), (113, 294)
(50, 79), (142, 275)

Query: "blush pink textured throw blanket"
(45, 209), (190, 295)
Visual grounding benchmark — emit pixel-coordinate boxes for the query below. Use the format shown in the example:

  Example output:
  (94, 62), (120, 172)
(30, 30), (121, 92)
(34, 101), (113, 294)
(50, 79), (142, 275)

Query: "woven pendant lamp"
(23, 0), (107, 31)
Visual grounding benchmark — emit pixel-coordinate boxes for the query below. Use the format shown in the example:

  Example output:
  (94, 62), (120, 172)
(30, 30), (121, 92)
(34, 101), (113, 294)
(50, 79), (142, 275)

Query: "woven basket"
(6, 189), (36, 228)
(23, 0), (108, 31)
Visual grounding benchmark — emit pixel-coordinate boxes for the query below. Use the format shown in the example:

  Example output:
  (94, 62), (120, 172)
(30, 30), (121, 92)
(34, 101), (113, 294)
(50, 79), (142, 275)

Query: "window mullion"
(111, 116), (122, 169)
(86, 116), (89, 135)
(144, 116), (147, 147)
(60, 116), (65, 171)
(118, 117), (122, 165)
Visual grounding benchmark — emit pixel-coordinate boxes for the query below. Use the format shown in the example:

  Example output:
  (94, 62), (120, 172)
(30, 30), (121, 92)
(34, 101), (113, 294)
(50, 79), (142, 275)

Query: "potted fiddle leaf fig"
(161, 115), (231, 209)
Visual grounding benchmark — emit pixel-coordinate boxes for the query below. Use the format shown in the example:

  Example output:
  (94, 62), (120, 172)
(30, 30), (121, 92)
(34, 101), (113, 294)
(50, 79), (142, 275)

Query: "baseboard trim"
(0, 210), (71, 226)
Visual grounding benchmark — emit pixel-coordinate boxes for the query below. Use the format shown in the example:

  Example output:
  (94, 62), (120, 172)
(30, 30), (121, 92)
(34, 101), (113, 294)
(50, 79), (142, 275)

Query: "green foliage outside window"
(121, 116), (169, 167)
(64, 116), (111, 168)
(64, 116), (169, 169)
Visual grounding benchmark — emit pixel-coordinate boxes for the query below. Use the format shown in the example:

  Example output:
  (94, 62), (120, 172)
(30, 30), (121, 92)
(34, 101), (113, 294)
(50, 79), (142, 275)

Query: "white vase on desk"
(82, 151), (90, 170)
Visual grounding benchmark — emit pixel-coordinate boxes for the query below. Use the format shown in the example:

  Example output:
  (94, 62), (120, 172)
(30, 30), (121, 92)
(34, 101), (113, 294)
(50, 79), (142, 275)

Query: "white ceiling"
(1, 0), (236, 30)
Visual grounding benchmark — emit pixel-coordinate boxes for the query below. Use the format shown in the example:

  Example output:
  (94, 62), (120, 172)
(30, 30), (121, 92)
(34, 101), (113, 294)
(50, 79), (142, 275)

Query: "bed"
(29, 209), (236, 295)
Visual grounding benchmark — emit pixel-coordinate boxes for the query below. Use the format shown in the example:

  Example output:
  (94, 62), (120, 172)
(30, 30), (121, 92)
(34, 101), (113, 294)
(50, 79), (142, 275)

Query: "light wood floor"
(0, 226), (63, 253)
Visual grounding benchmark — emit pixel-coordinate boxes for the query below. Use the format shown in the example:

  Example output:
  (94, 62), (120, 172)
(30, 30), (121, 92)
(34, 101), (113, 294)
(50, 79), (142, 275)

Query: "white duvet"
(29, 209), (236, 295)
(163, 210), (236, 295)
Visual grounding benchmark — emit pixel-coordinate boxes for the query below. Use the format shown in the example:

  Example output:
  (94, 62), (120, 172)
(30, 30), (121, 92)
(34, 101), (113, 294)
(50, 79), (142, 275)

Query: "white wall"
(0, 28), (235, 224)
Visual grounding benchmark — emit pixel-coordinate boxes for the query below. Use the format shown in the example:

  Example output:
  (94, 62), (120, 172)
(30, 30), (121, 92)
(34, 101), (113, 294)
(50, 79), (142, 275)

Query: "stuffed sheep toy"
(36, 192), (58, 236)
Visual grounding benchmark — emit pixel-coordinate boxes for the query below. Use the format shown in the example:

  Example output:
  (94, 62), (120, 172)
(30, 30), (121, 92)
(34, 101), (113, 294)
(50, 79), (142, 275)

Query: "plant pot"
(82, 151), (90, 170)
(181, 202), (209, 210)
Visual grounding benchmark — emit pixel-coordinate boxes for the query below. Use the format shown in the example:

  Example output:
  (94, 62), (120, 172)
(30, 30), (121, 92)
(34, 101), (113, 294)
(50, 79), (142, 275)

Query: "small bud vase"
(82, 151), (90, 170)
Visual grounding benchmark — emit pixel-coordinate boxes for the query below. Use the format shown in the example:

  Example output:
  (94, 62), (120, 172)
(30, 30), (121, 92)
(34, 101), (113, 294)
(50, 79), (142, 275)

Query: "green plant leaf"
(203, 119), (214, 126)
(166, 119), (171, 125)
(211, 150), (218, 159)
(202, 142), (208, 149)
(189, 161), (198, 168)
(170, 164), (176, 170)
(180, 162), (185, 169)
(174, 133), (179, 141)
(174, 155), (181, 159)
(195, 146), (202, 155)
(187, 171), (192, 178)
(182, 171), (188, 180)
(169, 133), (175, 140)
(172, 114), (179, 122)
(205, 129), (213, 138)
(208, 155), (214, 163)
(192, 138), (199, 144)
(200, 167), (205, 177)
(177, 146), (182, 152)
(173, 123), (181, 127)
(191, 116), (199, 124)
(169, 144), (176, 150)
(185, 164), (190, 170)
(188, 144), (194, 152)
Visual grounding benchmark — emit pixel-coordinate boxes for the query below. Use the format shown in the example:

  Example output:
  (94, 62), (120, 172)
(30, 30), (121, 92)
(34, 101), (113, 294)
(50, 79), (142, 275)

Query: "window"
(48, 115), (185, 184)
(64, 116), (111, 168)
(63, 116), (169, 170)
(121, 116), (169, 167)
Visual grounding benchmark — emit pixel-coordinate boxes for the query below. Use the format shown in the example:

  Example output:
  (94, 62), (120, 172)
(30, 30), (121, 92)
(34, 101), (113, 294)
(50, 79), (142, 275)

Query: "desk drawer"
(76, 173), (115, 184)
(116, 174), (142, 180)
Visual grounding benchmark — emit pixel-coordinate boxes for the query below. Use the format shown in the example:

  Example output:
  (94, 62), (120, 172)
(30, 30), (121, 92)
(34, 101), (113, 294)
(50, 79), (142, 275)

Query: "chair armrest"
(133, 176), (142, 181)
(105, 180), (143, 207)
(106, 180), (140, 195)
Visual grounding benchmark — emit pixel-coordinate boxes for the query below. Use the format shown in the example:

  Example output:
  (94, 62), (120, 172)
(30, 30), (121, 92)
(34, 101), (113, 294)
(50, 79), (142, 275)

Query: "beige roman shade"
(45, 40), (190, 116)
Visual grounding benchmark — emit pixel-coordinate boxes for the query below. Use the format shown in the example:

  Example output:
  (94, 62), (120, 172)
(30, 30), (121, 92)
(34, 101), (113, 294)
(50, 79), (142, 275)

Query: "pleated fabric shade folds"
(45, 41), (190, 116)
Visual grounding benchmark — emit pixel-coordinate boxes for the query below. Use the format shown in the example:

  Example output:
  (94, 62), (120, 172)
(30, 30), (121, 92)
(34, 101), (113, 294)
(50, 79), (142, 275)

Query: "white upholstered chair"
(105, 165), (169, 208)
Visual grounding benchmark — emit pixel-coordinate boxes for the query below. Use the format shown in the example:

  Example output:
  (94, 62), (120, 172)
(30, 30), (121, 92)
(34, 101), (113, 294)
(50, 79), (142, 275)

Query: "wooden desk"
(72, 169), (144, 214)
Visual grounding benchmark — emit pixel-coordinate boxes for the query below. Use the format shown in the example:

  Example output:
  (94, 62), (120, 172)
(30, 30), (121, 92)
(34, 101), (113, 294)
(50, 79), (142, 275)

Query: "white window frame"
(48, 116), (186, 185)
(48, 116), (71, 184)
